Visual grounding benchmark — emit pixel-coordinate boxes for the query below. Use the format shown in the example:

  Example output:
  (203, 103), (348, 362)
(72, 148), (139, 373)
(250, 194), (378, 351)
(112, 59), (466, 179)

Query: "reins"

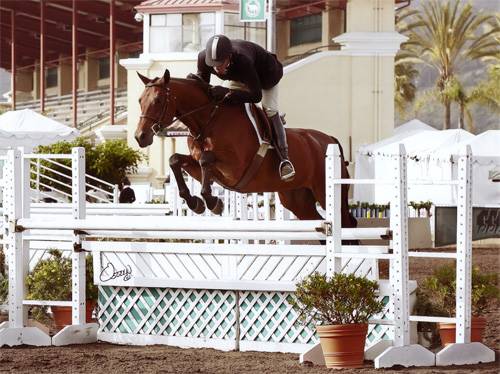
(139, 81), (221, 141)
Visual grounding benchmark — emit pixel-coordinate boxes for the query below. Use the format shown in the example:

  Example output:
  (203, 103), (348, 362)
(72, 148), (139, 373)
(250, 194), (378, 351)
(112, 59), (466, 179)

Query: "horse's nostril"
(135, 132), (143, 143)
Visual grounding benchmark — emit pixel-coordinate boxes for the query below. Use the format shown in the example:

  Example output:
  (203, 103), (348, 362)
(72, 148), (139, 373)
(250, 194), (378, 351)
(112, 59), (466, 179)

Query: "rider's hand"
(209, 86), (228, 101)
(222, 92), (236, 104)
(186, 73), (205, 83)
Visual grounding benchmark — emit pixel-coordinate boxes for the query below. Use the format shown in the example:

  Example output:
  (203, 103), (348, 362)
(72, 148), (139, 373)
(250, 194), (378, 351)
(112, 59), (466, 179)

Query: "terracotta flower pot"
(51, 300), (96, 330)
(316, 323), (368, 369)
(438, 316), (487, 346)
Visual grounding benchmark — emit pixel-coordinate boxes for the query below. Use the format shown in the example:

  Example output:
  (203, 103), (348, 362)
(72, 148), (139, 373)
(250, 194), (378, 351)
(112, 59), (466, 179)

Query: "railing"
(29, 153), (118, 203)
(77, 105), (127, 130)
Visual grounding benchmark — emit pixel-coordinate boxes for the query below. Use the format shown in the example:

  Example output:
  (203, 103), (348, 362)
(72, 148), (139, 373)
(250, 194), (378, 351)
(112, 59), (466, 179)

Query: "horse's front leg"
(199, 151), (224, 215)
(169, 153), (205, 214)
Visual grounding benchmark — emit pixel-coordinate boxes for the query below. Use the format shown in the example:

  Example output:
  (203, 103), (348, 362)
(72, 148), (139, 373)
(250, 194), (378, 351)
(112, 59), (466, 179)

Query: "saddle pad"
(244, 103), (272, 146)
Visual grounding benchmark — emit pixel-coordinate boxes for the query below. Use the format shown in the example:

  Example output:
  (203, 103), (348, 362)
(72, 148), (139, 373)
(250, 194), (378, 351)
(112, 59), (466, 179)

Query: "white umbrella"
(0, 109), (79, 150)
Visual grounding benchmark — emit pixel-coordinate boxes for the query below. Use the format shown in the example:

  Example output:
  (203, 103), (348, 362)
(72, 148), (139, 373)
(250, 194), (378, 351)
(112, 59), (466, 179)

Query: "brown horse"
(135, 69), (356, 227)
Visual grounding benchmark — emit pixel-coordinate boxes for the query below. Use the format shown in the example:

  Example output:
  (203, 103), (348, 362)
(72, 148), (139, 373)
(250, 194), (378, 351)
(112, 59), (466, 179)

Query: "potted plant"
(416, 264), (499, 346)
(292, 272), (384, 369)
(26, 249), (98, 329)
(0, 248), (8, 322)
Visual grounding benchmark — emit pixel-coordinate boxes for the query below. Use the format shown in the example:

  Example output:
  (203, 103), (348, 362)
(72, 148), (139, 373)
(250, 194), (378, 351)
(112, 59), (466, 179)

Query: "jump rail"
(0, 145), (494, 368)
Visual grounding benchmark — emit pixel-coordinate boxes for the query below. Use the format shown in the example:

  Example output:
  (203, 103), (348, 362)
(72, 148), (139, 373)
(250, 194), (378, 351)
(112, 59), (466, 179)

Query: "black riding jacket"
(197, 39), (283, 104)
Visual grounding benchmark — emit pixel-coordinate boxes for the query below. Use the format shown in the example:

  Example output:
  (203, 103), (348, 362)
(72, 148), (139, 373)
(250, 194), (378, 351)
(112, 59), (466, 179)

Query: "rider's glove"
(222, 92), (237, 104)
(209, 86), (229, 101)
(186, 73), (206, 84)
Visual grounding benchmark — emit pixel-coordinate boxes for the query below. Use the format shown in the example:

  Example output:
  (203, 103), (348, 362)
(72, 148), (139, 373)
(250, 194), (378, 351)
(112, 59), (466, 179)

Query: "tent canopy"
(359, 119), (437, 155)
(393, 119), (437, 136)
(434, 130), (500, 161)
(0, 109), (79, 150)
(351, 128), (498, 206)
(372, 129), (474, 158)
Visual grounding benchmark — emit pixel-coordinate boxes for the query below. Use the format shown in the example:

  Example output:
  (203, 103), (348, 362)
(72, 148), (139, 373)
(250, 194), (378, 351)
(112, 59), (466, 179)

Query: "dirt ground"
(1, 247), (498, 374)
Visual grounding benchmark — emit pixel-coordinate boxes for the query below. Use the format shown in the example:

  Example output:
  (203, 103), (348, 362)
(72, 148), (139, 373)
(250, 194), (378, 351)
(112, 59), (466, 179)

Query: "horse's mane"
(174, 75), (212, 99)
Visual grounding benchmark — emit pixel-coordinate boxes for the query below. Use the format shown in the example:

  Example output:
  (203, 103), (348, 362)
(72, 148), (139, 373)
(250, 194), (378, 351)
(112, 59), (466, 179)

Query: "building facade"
(120, 0), (406, 186)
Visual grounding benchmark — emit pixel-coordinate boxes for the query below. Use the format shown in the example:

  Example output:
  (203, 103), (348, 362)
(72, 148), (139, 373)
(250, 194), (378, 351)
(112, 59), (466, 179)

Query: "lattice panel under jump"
(97, 287), (393, 353)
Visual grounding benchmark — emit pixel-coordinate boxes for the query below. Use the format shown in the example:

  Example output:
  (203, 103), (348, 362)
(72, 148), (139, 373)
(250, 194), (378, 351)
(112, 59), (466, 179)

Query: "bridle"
(139, 82), (218, 138)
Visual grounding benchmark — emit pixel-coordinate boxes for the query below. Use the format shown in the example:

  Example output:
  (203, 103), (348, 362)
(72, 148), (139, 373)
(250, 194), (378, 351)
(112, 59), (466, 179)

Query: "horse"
(134, 69), (356, 228)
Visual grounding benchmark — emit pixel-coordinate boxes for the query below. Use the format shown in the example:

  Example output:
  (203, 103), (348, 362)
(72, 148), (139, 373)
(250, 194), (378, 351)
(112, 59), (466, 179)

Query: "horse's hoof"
(187, 196), (205, 214)
(210, 198), (224, 216)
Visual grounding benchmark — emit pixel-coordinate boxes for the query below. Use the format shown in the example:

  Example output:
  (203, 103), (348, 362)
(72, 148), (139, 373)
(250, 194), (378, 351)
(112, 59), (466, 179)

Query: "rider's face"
(214, 58), (230, 75)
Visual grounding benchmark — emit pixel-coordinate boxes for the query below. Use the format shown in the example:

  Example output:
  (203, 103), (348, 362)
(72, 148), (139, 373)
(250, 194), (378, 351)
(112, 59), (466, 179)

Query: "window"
(99, 58), (110, 79)
(290, 14), (322, 47)
(224, 13), (266, 47)
(150, 13), (215, 53)
(46, 67), (57, 88)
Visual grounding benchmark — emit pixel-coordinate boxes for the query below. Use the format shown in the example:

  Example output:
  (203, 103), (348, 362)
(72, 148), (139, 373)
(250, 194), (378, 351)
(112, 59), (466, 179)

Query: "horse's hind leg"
(278, 188), (323, 220)
(311, 165), (357, 229)
(278, 189), (325, 244)
(169, 153), (205, 214)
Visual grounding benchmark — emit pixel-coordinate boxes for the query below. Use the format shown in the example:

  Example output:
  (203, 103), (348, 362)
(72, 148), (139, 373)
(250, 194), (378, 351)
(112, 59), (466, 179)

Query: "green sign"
(240, 0), (266, 22)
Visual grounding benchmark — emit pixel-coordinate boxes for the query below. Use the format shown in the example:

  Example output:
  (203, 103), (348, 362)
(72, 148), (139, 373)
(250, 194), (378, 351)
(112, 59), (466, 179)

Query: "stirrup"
(279, 160), (295, 181)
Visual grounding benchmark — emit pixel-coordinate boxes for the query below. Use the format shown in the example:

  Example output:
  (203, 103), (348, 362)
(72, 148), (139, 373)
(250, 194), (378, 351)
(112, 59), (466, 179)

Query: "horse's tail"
(329, 136), (358, 230)
(329, 136), (349, 165)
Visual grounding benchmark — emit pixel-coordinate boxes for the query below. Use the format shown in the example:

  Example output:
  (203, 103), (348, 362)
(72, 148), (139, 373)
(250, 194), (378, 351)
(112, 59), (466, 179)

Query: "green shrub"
(416, 264), (499, 317)
(35, 137), (145, 193)
(0, 278), (7, 305)
(0, 249), (8, 305)
(26, 249), (98, 321)
(291, 272), (384, 326)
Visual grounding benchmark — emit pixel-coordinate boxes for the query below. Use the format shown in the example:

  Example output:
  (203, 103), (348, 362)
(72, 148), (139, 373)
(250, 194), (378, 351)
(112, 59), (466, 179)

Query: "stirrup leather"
(279, 160), (295, 181)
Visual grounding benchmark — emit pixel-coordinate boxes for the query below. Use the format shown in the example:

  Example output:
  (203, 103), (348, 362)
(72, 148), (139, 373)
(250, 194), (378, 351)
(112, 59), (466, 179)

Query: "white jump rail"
(0, 145), (494, 368)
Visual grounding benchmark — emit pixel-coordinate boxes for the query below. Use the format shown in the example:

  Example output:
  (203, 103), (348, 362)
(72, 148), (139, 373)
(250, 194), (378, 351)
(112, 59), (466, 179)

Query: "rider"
(195, 35), (295, 181)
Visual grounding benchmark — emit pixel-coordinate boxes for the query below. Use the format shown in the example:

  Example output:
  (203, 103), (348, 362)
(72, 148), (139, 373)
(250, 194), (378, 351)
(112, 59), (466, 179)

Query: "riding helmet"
(205, 35), (232, 67)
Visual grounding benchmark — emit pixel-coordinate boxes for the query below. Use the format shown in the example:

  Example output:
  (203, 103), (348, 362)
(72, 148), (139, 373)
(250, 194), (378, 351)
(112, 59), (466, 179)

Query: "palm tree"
(458, 64), (500, 131)
(395, 9), (419, 118)
(394, 60), (418, 118)
(401, 0), (499, 129)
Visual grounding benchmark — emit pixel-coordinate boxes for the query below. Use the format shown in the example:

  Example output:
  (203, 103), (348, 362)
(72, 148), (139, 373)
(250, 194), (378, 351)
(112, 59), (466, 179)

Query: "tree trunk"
(459, 103), (465, 129)
(444, 100), (451, 129)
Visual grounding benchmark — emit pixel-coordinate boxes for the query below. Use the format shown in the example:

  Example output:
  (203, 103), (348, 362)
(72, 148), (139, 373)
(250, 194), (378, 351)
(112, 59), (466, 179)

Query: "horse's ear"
(137, 72), (150, 85)
(162, 69), (170, 85)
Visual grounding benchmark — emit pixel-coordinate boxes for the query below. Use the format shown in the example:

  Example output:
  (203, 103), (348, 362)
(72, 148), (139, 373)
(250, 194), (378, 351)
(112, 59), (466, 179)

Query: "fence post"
(391, 144), (410, 347)
(455, 145), (472, 344)
(325, 144), (342, 276)
(71, 147), (87, 325)
(5, 150), (23, 329)
(36, 158), (41, 202)
(52, 147), (97, 346)
(435, 145), (494, 365)
(113, 184), (119, 203)
(0, 150), (51, 346)
(375, 144), (434, 368)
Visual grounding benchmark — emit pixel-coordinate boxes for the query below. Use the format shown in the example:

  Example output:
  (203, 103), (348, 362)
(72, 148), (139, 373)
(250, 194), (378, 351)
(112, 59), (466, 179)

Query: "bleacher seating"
(15, 88), (127, 129)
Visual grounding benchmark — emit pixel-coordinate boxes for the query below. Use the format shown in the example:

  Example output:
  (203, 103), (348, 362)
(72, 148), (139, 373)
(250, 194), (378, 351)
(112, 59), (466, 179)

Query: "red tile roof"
(136, 0), (239, 14)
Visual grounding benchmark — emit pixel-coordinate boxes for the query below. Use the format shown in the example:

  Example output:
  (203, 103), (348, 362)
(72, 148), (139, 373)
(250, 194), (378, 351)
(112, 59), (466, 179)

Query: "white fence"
(0, 145), (494, 368)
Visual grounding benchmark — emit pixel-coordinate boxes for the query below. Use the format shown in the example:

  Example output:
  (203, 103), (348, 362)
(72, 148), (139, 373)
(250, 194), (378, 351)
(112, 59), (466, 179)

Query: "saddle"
(233, 104), (287, 189)
(247, 104), (273, 146)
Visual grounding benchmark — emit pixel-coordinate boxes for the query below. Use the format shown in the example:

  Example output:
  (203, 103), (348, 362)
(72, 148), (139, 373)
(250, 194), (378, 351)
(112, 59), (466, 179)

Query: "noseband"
(139, 82), (219, 138)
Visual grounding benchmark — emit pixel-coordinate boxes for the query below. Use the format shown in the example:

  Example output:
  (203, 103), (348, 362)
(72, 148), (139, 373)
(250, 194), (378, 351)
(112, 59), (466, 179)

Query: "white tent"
(393, 118), (437, 136)
(354, 129), (476, 205)
(0, 109), (79, 151)
(433, 130), (500, 206)
(354, 120), (438, 202)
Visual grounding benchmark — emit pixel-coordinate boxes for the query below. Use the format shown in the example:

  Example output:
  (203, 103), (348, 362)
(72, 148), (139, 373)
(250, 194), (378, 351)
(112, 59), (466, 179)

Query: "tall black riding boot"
(269, 113), (295, 181)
